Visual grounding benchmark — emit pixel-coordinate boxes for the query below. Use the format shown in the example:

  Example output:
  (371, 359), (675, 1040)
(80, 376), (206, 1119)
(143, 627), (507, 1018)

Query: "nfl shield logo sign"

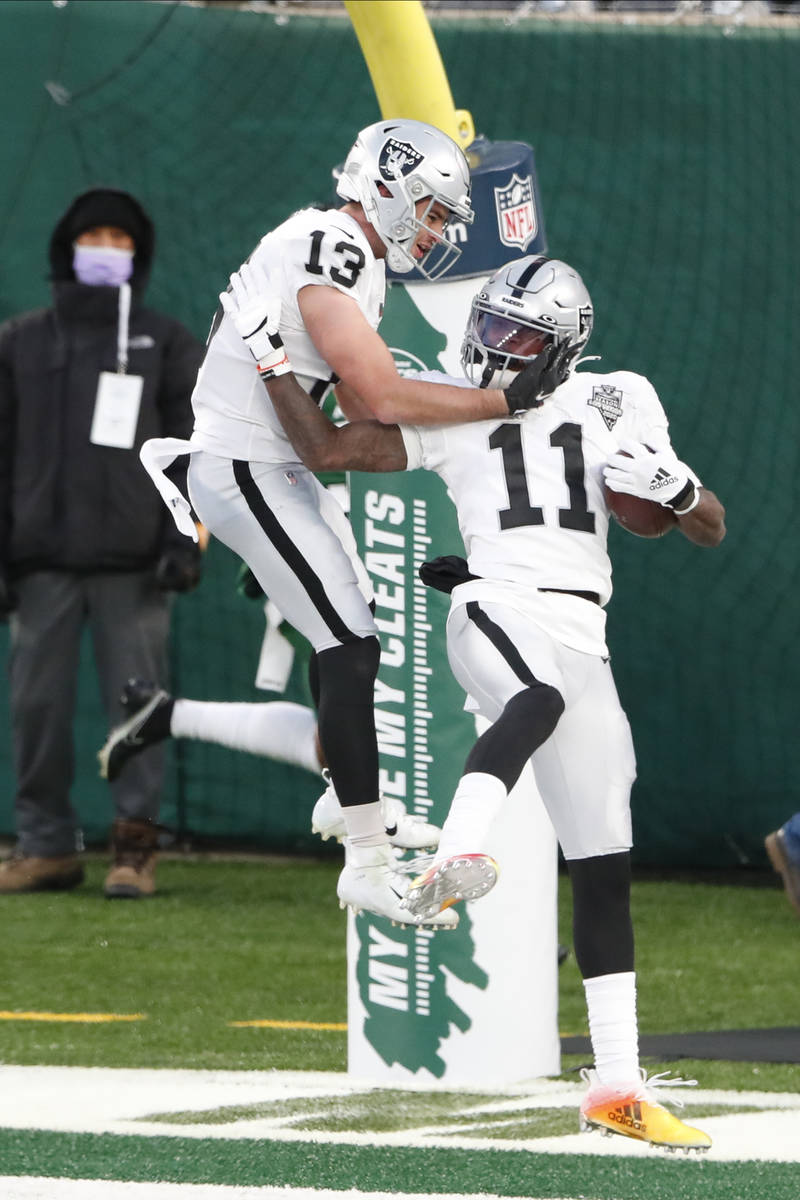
(494, 174), (537, 250)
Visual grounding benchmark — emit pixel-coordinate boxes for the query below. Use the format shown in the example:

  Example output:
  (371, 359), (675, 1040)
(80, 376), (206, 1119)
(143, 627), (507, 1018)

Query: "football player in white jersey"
(139, 120), (553, 930)
(98, 675), (442, 853)
(219, 253), (725, 1152)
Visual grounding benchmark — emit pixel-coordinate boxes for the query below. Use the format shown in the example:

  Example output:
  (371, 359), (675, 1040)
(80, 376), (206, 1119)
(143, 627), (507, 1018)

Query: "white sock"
(435, 772), (507, 861)
(170, 700), (321, 775)
(583, 971), (640, 1086)
(342, 802), (390, 863)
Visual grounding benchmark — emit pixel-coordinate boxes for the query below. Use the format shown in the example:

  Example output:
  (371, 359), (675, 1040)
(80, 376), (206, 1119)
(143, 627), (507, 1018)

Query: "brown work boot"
(0, 853), (84, 893)
(104, 818), (159, 899)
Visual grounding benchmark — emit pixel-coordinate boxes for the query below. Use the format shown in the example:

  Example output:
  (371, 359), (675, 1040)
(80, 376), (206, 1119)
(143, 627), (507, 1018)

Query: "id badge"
(90, 371), (144, 449)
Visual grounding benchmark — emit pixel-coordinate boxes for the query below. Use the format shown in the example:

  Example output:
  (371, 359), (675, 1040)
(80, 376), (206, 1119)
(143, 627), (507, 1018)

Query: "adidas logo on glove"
(649, 467), (679, 492)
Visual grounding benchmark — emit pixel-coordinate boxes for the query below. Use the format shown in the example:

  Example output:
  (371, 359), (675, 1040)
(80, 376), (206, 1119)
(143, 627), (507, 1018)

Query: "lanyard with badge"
(89, 282), (144, 449)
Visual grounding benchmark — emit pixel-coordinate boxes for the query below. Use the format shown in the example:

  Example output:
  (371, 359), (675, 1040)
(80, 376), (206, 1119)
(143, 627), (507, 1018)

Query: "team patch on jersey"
(494, 173), (537, 250)
(379, 138), (423, 181)
(588, 383), (624, 430)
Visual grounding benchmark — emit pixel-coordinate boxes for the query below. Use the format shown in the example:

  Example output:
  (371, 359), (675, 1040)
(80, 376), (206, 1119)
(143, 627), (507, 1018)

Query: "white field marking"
(0, 1067), (798, 1162)
(0, 1184), (577, 1200)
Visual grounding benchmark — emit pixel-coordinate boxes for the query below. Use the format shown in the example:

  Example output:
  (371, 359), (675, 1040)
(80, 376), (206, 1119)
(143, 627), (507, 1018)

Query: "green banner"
(346, 281), (559, 1082)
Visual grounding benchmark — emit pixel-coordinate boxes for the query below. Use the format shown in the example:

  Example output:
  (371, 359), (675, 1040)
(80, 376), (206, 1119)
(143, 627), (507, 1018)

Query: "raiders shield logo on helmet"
(379, 138), (424, 181)
(494, 173), (537, 250)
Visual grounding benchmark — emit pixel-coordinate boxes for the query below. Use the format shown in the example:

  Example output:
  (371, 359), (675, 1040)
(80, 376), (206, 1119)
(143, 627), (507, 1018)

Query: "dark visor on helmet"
(475, 312), (555, 357)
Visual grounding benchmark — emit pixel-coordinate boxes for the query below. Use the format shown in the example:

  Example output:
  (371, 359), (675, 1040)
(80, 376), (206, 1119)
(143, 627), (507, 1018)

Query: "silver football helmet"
(461, 256), (594, 392)
(336, 119), (473, 280)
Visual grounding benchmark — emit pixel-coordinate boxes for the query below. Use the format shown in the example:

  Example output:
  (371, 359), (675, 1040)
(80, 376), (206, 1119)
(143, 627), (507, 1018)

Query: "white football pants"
(446, 599), (636, 860)
(187, 451), (376, 653)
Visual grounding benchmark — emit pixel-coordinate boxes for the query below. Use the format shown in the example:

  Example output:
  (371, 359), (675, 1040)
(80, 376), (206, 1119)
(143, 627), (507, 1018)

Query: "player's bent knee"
(317, 635), (380, 695)
(510, 681), (565, 737)
(538, 682), (565, 730)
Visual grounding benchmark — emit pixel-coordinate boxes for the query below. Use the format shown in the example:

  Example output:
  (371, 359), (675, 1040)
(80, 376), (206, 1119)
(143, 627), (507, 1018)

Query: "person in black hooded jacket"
(0, 186), (204, 898)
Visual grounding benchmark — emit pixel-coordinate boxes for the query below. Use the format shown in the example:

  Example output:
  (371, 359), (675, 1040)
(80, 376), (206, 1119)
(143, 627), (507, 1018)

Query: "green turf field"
(2, 1128), (800, 1200)
(0, 856), (795, 1090)
(1, 857), (797, 1199)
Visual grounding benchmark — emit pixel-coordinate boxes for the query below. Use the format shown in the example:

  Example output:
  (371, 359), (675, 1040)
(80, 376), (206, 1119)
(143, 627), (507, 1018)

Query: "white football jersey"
(401, 367), (699, 655)
(191, 207), (385, 462)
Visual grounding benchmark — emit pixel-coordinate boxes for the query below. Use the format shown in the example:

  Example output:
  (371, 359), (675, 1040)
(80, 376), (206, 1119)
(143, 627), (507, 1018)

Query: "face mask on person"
(72, 243), (134, 287)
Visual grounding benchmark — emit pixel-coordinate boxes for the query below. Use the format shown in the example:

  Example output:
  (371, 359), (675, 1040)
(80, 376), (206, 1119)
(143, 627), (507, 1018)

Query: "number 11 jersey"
(401, 368), (699, 656)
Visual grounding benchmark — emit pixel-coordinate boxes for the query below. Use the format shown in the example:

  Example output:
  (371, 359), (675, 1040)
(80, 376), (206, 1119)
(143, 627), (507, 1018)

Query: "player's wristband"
(256, 348), (291, 379)
(669, 482), (700, 515)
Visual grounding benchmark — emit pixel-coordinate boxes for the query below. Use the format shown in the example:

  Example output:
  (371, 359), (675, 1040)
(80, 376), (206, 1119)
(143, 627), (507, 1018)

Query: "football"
(604, 485), (678, 538)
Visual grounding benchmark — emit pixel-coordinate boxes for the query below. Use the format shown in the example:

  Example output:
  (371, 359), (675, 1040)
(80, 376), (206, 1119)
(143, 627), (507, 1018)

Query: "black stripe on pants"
(232, 459), (358, 645)
(463, 600), (565, 789)
(466, 600), (539, 686)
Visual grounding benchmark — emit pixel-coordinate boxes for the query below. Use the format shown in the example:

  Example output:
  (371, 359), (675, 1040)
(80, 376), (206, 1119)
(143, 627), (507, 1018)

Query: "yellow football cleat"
(579, 1069), (712, 1153)
(402, 852), (499, 921)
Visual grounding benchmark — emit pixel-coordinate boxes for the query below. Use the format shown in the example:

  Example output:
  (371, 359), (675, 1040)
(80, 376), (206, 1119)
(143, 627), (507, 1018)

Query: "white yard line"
(0, 1184), (570, 1200)
(0, 1066), (357, 1131)
(0, 1066), (798, 1162)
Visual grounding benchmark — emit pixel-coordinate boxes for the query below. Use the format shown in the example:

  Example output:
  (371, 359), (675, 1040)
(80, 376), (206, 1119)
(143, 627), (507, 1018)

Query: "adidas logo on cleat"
(610, 1103), (646, 1133)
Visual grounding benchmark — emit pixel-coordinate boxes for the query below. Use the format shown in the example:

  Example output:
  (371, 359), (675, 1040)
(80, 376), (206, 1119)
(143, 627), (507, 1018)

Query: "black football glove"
(155, 543), (203, 594)
(503, 342), (572, 413)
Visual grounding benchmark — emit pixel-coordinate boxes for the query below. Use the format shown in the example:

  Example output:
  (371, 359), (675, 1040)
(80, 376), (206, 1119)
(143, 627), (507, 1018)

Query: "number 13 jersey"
(401, 368), (698, 657)
(191, 208), (385, 462)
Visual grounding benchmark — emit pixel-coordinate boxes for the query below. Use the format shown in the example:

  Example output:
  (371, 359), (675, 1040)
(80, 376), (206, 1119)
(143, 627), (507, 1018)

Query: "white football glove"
(604, 438), (699, 512)
(219, 260), (291, 378)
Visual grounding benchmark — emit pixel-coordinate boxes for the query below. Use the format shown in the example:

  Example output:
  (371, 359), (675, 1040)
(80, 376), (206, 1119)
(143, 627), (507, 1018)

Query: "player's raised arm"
(269, 374), (408, 474)
(298, 284), (551, 425)
(219, 263), (407, 474)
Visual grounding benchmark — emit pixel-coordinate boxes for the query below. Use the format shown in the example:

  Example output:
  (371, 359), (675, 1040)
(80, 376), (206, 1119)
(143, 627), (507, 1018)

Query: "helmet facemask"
(374, 175), (463, 280)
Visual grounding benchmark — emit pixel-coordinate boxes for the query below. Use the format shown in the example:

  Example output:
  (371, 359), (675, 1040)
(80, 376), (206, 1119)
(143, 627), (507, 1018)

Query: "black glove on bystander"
(155, 543), (203, 593)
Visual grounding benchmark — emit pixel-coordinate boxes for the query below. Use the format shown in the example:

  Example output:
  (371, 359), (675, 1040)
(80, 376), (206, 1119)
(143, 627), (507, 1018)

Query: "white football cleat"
(381, 796), (442, 851)
(402, 852), (499, 921)
(337, 845), (458, 929)
(312, 773), (440, 850)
